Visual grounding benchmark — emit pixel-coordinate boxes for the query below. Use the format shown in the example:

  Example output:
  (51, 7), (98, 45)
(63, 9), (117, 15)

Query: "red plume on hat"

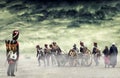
(12, 30), (19, 40)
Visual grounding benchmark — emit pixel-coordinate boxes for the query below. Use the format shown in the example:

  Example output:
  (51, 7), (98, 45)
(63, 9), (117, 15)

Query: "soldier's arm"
(109, 47), (112, 55)
(5, 40), (9, 58)
(36, 50), (39, 57)
(92, 48), (96, 54)
(16, 41), (19, 60)
(80, 47), (82, 53)
(116, 47), (118, 55)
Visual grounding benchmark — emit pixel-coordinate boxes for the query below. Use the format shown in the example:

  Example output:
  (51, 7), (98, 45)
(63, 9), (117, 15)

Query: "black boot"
(11, 74), (15, 77)
(7, 73), (10, 76)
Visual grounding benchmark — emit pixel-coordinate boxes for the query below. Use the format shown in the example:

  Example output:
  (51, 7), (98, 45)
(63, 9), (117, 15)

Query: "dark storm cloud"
(28, 0), (118, 2)
(16, 0), (120, 3)
(23, 0), (118, 2)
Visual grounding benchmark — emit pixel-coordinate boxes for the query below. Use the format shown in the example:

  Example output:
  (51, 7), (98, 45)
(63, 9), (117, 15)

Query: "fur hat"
(36, 45), (40, 48)
(80, 41), (84, 46)
(52, 42), (56, 44)
(44, 44), (48, 46)
(94, 42), (97, 46)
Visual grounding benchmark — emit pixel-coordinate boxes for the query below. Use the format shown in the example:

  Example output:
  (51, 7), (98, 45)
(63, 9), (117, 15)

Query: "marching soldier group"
(36, 41), (118, 68)
(36, 42), (62, 67)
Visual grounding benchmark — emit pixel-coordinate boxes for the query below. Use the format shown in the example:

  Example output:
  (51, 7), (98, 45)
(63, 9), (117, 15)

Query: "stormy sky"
(22, 0), (118, 2)
(27, 0), (118, 2)
(6, 0), (119, 4)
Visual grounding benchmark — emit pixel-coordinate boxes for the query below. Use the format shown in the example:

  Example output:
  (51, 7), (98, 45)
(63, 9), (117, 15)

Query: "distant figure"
(68, 49), (78, 66)
(52, 42), (62, 55)
(44, 44), (51, 66)
(49, 44), (57, 66)
(102, 46), (110, 68)
(80, 41), (87, 65)
(52, 42), (62, 66)
(5, 30), (19, 77)
(72, 44), (79, 54)
(92, 42), (101, 66)
(79, 41), (89, 54)
(79, 41), (92, 66)
(109, 43), (118, 68)
(36, 45), (46, 66)
(80, 41), (85, 54)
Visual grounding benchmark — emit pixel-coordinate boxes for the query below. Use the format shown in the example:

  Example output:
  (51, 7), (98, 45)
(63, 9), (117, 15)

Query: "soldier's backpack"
(5, 40), (18, 60)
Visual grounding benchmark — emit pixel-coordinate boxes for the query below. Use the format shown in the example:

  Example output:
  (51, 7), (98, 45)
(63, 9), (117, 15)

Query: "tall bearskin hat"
(12, 30), (19, 40)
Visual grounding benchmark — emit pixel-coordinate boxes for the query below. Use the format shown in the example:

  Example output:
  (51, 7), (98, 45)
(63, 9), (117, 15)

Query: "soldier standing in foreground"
(5, 30), (19, 76)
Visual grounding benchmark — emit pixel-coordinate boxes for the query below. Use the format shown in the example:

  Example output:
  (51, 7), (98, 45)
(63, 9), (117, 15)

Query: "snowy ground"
(0, 53), (120, 78)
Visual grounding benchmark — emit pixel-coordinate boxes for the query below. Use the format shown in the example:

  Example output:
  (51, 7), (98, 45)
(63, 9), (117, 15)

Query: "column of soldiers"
(36, 42), (62, 67)
(76, 41), (118, 68)
(36, 41), (118, 68)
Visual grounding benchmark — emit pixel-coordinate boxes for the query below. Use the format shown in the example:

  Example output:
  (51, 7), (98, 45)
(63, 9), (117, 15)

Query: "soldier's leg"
(96, 57), (99, 66)
(7, 63), (11, 76)
(51, 54), (54, 65)
(114, 56), (117, 66)
(43, 57), (46, 67)
(56, 55), (60, 67)
(38, 57), (41, 66)
(112, 56), (117, 68)
(110, 55), (114, 67)
(94, 56), (98, 66)
(46, 56), (48, 66)
(11, 62), (16, 76)
(77, 57), (80, 66)
(81, 55), (85, 66)
(69, 58), (73, 66)
(48, 56), (50, 66)
(53, 55), (56, 65)
(46, 55), (50, 66)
